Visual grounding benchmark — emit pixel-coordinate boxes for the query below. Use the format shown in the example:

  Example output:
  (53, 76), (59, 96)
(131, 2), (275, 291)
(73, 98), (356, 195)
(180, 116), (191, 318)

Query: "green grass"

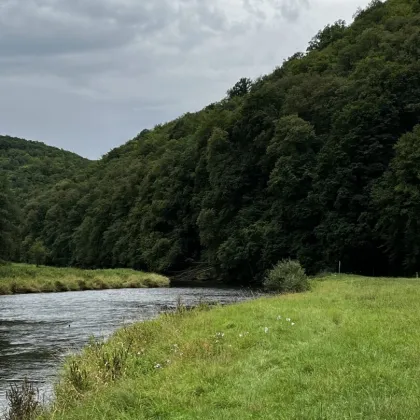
(37, 275), (420, 419)
(0, 263), (169, 295)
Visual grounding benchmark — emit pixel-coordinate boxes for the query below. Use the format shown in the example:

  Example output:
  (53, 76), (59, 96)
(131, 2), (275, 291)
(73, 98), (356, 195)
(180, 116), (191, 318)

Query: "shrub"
(67, 360), (90, 393)
(5, 379), (40, 420)
(263, 260), (309, 293)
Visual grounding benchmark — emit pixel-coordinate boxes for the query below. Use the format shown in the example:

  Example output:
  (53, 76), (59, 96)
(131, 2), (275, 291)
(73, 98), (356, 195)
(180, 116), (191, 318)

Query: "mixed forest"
(1, 0), (420, 285)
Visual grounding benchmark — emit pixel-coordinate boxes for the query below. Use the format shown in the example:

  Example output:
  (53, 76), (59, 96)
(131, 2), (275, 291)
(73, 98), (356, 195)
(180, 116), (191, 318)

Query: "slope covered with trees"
(15, 0), (420, 283)
(0, 135), (90, 204)
(0, 136), (91, 261)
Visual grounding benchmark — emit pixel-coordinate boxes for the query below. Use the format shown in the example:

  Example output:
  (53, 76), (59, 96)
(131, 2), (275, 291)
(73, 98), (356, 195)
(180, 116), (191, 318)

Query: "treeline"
(2, 0), (420, 284)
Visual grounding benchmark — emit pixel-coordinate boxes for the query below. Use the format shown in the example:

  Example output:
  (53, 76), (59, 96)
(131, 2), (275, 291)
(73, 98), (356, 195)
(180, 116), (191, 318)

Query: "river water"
(0, 287), (255, 413)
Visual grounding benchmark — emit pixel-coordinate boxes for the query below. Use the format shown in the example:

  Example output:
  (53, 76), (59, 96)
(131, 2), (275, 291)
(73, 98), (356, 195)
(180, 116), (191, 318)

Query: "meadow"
(37, 275), (420, 419)
(0, 263), (169, 295)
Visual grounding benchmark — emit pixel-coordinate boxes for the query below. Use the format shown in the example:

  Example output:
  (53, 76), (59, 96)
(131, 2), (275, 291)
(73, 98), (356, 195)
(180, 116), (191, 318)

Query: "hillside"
(0, 135), (91, 204)
(7, 0), (420, 282)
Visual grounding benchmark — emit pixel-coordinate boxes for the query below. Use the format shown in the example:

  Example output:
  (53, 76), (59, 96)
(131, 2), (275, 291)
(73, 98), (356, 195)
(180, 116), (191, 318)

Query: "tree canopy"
(0, 175), (18, 262)
(0, 135), (90, 206)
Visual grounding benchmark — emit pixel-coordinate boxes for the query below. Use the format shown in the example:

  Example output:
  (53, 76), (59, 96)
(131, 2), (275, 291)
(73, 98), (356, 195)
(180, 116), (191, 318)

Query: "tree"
(307, 20), (346, 52)
(264, 116), (320, 271)
(28, 240), (48, 267)
(227, 78), (253, 99)
(373, 125), (420, 274)
(0, 176), (18, 262)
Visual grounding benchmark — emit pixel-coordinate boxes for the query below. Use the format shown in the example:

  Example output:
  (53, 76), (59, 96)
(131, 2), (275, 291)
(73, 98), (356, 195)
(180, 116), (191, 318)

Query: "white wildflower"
(277, 316), (282, 320)
(264, 327), (269, 334)
(286, 318), (291, 322)
(154, 364), (162, 369)
(239, 334), (243, 338)
(291, 323), (295, 326)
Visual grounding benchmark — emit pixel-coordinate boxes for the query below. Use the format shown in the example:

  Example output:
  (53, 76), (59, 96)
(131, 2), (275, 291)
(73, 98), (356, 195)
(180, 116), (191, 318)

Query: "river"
(0, 287), (255, 413)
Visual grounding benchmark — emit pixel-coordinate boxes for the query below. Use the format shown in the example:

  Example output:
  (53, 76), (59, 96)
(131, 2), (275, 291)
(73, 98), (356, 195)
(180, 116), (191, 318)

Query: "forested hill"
(4, 0), (420, 284)
(0, 135), (91, 204)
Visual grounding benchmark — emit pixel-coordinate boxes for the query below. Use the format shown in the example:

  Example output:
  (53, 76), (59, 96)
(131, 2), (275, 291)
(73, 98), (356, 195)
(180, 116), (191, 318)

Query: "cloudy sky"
(0, 0), (371, 159)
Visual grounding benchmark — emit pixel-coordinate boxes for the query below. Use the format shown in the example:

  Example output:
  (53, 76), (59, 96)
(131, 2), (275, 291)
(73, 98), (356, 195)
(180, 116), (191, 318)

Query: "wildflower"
(264, 327), (269, 334)
(166, 360), (171, 364)
(154, 364), (162, 369)
(291, 323), (295, 326)
(239, 334), (243, 338)
(277, 316), (282, 320)
(286, 318), (291, 322)
(216, 332), (225, 338)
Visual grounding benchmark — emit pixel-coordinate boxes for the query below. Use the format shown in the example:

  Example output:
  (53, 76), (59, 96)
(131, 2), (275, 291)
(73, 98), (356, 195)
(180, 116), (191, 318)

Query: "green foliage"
(263, 260), (309, 293)
(373, 125), (420, 273)
(307, 19), (347, 52)
(6, 0), (420, 284)
(28, 240), (47, 267)
(227, 77), (253, 99)
(0, 135), (90, 205)
(0, 175), (19, 262)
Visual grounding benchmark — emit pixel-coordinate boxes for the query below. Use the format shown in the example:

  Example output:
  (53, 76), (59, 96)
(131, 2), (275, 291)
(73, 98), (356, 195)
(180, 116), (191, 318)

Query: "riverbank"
(0, 263), (169, 295)
(38, 275), (420, 419)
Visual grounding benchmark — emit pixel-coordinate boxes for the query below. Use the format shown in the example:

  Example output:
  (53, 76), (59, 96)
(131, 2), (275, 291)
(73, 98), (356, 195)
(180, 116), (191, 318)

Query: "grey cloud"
(0, 0), (368, 159)
(242, 0), (310, 22)
(0, 0), (233, 59)
(0, 0), (310, 59)
(0, 0), (174, 57)
(273, 0), (311, 21)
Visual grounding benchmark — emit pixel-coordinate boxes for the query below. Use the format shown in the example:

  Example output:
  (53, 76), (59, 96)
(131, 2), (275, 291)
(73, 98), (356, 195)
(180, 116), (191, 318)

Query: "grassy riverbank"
(39, 275), (420, 419)
(0, 263), (169, 295)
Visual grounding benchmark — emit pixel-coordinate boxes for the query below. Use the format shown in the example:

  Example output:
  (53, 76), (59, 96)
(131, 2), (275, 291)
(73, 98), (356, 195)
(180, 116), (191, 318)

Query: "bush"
(5, 379), (40, 420)
(263, 260), (309, 293)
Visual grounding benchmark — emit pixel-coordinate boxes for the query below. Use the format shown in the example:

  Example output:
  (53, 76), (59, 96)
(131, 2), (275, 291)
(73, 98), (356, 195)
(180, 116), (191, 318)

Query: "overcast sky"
(0, 0), (371, 159)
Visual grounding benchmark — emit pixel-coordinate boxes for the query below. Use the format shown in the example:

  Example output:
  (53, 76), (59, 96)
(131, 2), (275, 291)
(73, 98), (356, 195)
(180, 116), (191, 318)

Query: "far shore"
(0, 263), (169, 295)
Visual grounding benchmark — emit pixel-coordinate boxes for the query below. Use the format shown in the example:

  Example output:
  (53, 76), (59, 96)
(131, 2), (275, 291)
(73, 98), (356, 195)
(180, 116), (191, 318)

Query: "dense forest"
(1, 0), (420, 284)
(0, 136), (90, 204)
(0, 136), (90, 261)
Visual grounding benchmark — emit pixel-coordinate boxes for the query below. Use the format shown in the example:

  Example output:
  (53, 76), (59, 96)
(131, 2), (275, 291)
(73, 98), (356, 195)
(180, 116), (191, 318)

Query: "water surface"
(0, 287), (255, 412)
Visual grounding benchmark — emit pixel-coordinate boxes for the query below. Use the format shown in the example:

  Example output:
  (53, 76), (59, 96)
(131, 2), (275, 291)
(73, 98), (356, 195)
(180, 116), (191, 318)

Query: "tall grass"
(4, 379), (40, 420)
(0, 263), (169, 295)
(38, 275), (420, 419)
